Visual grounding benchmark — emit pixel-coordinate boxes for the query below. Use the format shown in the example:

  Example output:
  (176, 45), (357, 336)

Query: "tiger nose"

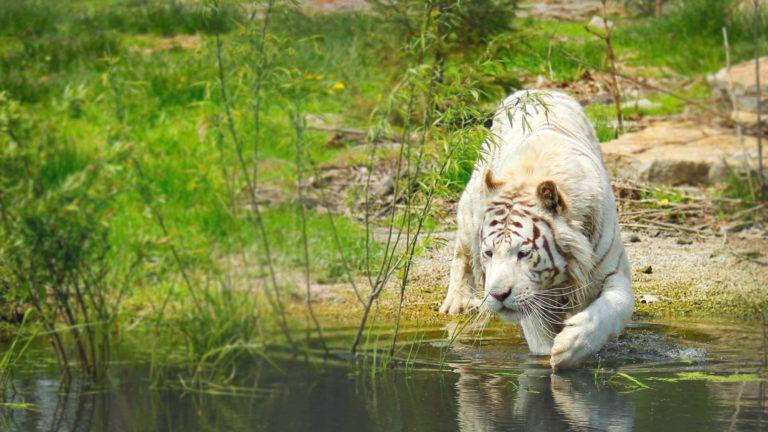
(490, 289), (511, 302)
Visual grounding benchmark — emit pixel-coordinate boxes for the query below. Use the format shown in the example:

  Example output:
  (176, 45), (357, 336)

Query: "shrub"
(0, 92), (138, 378)
(366, 0), (518, 51)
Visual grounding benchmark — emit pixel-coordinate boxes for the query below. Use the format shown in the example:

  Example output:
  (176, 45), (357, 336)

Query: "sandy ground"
(305, 226), (768, 326)
(282, 0), (768, 323)
(409, 228), (768, 319)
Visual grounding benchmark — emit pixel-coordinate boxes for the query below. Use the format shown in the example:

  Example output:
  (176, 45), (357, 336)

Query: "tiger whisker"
(528, 303), (564, 328)
(529, 294), (579, 310)
(521, 301), (559, 338)
(529, 309), (558, 338)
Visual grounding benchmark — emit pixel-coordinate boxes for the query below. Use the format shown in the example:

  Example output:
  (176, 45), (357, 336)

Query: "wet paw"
(439, 293), (480, 315)
(550, 314), (599, 369)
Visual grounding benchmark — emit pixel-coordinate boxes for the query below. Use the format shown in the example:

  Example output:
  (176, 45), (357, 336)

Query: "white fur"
(439, 89), (634, 369)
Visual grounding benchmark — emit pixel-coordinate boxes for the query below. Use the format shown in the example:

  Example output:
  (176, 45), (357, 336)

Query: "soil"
(303, 224), (768, 329)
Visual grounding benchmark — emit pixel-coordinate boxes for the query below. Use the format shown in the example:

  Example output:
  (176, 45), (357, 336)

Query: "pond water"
(2, 319), (767, 431)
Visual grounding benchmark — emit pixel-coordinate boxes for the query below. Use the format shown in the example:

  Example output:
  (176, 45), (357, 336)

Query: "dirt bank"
(306, 227), (768, 327)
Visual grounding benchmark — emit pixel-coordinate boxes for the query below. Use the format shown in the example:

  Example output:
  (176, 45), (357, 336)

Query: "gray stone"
(587, 15), (614, 33)
(371, 174), (395, 197)
(621, 98), (662, 111)
(518, 1), (604, 21)
(602, 120), (766, 186)
(639, 294), (661, 304)
(707, 56), (768, 125)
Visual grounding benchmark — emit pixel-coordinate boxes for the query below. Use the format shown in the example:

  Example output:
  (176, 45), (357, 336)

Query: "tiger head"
(478, 169), (594, 324)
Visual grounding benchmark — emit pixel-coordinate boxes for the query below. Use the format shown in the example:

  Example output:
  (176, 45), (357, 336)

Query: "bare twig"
(214, 32), (295, 347)
(133, 158), (203, 313)
(754, 0), (765, 191)
(292, 100), (327, 353)
(308, 163), (367, 307)
(250, 0), (276, 186)
(586, 0), (622, 135)
(351, 0), (438, 356)
(602, 0), (623, 134)
(724, 27), (757, 201)
(551, 46), (744, 127)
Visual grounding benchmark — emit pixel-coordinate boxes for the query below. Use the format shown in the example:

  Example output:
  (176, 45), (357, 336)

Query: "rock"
(518, 1), (605, 21)
(639, 294), (661, 304)
(676, 237), (693, 245)
(301, 0), (369, 13)
(621, 98), (662, 111)
(708, 56), (768, 125)
(305, 112), (343, 129)
(639, 265), (653, 274)
(254, 186), (288, 206)
(733, 0), (768, 13)
(587, 15), (614, 33)
(629, 234), (641, 243)
(371, 174), (395, 197)
(602, 120), (767, 186)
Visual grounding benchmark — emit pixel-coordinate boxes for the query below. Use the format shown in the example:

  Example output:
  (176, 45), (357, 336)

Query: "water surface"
(2, 319), (767, 431)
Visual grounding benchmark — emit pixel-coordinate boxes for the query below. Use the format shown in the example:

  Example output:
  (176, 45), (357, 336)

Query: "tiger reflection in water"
(453, 364), (635, 432)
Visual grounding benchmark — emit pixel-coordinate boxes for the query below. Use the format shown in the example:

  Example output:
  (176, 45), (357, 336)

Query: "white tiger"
(439, 89), (634, 369)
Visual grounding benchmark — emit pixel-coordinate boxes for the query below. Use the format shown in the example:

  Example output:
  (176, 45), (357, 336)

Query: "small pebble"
(639, 294), (661, 304)
(676, 237), (693, 245)
(629, 234), (641, 243)
(639, 265), (653, 274)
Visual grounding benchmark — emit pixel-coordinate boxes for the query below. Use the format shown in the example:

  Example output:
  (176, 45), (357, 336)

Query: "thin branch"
(292, 100), (328, 353)
(213, 32), (295, 347)
(585, 0), (622, 135)
(132, 158), (203, 313)
(723, 26), (757, 201)
(754, 0), (764, 190)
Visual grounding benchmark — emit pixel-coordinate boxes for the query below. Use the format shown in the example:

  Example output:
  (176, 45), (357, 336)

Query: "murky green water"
(2, 319), (767, 431)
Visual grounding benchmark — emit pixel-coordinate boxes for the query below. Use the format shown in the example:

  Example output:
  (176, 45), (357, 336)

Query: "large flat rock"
(602, 120), (764, 185)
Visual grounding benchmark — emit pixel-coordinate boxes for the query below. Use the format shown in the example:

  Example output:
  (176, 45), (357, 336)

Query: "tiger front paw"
(438, 292), (480, 315)
(549, 312), (603, 369)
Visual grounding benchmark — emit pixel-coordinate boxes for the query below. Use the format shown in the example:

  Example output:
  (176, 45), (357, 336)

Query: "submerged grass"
(0, 310), (36, 394)
(648, 372), (764, 383)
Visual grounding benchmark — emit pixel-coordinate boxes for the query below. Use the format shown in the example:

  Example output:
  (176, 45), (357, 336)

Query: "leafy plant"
(0, 92), (141, 379)
(367, 0), (518, 52)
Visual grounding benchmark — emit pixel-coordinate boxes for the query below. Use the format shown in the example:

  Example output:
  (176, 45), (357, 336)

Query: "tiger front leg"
(439, 240), (481, 314)
(550, 270), (634, 369)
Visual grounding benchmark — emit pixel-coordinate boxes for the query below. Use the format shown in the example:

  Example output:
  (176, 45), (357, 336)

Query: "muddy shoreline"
(302, 227), (768, 327)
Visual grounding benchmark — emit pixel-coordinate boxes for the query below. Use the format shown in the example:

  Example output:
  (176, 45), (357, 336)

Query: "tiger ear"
(484, 169), (504, 193)
(536, 180), (567, 214)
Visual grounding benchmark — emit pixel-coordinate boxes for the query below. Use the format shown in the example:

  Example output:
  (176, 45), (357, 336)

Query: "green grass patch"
(505, 17), (605, 82)
(649, 372), (764, 383)
(615, 0), (768, 75)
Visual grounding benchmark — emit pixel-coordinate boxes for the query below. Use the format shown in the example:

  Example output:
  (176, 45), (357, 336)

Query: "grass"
(0, 0), (395, 379)
(615, 0), (768, 75)
(509, 17), (605, 82)
(0, 0), (765, 383)
(0, 310), (35, 393)
(648, 372), (764, 383)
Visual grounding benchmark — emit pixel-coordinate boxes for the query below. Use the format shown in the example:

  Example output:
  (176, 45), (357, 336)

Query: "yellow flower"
(303, 73), (325, 81)
(332, 82), (345, 90)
